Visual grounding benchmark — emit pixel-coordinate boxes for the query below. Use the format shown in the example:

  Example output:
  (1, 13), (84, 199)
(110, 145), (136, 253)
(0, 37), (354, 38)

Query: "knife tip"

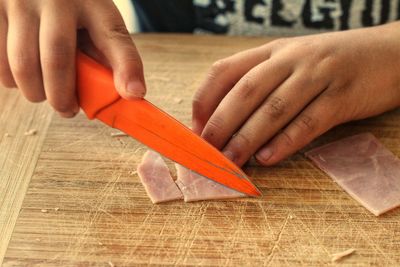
(248, 187), (263, 197)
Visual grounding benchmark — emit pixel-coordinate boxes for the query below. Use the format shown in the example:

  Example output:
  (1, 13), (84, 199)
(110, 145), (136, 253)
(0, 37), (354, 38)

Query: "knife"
(76, 51), (261, 197)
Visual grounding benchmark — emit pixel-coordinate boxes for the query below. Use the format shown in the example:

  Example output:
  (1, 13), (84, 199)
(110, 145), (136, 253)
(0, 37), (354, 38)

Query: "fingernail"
(59, 111), (77, 118)
(73, 105), (80, 114)
(126, 81), (145, 98)
(256, 147), (273, 163)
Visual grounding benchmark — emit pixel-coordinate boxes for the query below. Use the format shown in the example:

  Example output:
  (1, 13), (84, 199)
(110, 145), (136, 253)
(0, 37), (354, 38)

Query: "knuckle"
(210, 59), (230, 77)
(105, 22), (130, 41)
(202, 116), (225, 145)
(206, 59), (231, 86)
(206, 116), (224, 135)
(322, 84), (349, 100)
(292, 114), (317, 133)
(280, 130), (296, 147)
(269, 38), (288, 48)
(233, 74), (257, 99)
(229, 132), (252, 155)
(260, 96), (286, 120)
(317, 54), (340, 73)
(42, 38), (74, 70)
(117, 56), (143, 77)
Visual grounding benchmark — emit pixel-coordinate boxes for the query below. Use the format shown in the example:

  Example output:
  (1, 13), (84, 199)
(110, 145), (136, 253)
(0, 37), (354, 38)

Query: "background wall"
(113, 0), (138, 33)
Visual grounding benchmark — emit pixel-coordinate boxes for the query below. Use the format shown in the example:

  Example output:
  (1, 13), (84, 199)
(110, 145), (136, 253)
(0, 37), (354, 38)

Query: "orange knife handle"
(76, 51), (120, 119)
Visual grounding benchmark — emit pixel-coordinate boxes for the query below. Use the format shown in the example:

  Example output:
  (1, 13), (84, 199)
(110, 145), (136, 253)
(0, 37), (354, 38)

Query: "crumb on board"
(331, 248), (356, 262)
(98, 241), (103, 246)
(41, 209), (48, 213)
(24, 129), (38, 136)
(111, 132), (128, 137)
(108, 261), (114, 267)
(54, 207), (60, 211)
(35, 238), (41, 242)
(288, 214), (293, 219)
(173, 97), (183, 104)
(4, 133), (11, 137)
(130, 170), (138, 176)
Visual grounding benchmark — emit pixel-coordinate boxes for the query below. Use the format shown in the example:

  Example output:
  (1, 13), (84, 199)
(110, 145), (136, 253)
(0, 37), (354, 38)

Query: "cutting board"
(1, 34), (399, 266)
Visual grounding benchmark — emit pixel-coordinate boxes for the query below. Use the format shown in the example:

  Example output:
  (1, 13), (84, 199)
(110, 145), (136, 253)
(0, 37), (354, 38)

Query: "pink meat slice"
(137, 151), (183, 204)
(306, 133), (400, 216)
(175, 164), (245, 202)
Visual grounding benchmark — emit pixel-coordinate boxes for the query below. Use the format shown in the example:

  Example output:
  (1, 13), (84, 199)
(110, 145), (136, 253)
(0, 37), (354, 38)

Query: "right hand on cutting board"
(0, 0), (145, 117)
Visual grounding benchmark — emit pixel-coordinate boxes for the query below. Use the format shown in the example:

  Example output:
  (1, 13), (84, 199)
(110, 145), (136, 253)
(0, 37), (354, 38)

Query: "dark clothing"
(132, 0), (196, 32)
(132, 0), (400, 36)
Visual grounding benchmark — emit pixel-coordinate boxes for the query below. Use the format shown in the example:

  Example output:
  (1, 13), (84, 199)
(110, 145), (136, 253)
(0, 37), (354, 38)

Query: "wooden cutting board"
(1, 34), (399, 266)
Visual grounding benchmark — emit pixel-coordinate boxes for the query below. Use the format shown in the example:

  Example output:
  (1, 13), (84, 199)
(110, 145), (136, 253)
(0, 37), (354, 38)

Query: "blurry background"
(113, 0), (138, 33)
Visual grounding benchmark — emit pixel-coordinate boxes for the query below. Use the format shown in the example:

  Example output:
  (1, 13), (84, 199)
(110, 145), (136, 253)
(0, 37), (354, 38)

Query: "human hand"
(0, 0), (145, 118)
(193, 22), (400, 167)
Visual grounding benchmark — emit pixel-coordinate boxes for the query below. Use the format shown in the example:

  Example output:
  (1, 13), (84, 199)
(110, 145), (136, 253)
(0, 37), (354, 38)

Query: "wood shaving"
(24, 129), (38, 136)
(331, 248), (356, 262)
(150, 76), (170, 82)
(110, 132), (128, 137)
(108, 261), (114, 267)
(134, 147), (144, 153)
(41, 209), (48, 213)
(173, 97), (183, 104)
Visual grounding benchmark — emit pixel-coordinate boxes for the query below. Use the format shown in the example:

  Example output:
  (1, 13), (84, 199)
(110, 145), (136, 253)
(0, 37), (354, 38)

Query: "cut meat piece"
(306, 133), (400, 216)
(175, 164), (245, 202)
(137, 151), (183, 204)
(137, 150), (247, 204)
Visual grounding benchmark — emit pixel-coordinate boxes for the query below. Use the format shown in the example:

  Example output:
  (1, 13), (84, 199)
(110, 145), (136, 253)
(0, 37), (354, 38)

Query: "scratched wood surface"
(1, 34), (400, 266)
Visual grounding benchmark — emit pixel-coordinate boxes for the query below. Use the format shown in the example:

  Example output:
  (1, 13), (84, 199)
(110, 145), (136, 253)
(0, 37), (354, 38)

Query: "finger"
(80, 1), (145, 99)
(77, 29), (110, 68)
(192, 45), (272, 134)
(255, 91), (345, 166)
(7, 5), (44, 100)
(40, 2), (79, 118)
(201, 56), (292, 150)
(0, 12), (16, 88)
(221, 72), (327, 166)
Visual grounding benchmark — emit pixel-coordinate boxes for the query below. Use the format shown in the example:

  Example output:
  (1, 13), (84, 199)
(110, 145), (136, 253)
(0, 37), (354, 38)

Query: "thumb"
(79, 2), (146, 99)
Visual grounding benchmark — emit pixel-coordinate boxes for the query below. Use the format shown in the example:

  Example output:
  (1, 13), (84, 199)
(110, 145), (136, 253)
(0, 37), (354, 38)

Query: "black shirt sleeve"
(132, 0), (196, 32)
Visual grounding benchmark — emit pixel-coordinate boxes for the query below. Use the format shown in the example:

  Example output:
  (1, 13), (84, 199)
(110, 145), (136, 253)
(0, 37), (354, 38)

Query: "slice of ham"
(306, 133), (400, 216)
(175, 164), (245, 202)
(137, 151), (183, 204)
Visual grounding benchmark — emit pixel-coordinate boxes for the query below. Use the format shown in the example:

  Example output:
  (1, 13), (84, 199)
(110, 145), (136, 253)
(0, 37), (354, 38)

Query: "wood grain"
(0, 89), (53, 265)
(1, 34), (400, 266)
